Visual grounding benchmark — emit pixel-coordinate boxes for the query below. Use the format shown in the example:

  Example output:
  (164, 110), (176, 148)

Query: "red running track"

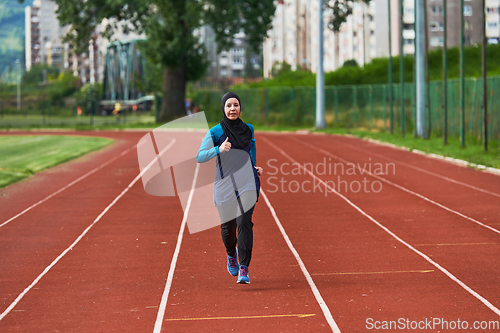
(0, 130), (499, 332)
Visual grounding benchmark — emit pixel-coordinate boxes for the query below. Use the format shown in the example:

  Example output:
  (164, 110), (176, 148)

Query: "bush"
(72, 83), (103, 114)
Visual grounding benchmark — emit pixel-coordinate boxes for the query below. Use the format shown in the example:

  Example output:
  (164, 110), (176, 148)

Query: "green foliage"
(72, 83), (103, 114)
(50, 0), (275, 77)
(324, 0), (372, 32)
(342, 59), (359, 68)
(23, 64), (60, 85)
(426, 43), (500, 79)
(205, 0), (276, 54)
(325, 56), (415, 85)
(234, 65), (314, 89)
(241, 43), (500, 89)
(48, 0), (276, 120)
(136, 60), (163, 95)
(269, 61), (292, 78)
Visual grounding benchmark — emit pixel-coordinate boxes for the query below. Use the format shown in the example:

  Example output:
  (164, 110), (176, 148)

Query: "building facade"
(263, 0), (378, 77)
(24, 0), (41, 70)
(263, 0), (498, 77)
(25, 0), (145, 85)
(198, 26), (262, 79)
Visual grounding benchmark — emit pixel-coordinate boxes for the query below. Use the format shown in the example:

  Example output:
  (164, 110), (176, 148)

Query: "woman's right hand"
(218, 137), (231, 153)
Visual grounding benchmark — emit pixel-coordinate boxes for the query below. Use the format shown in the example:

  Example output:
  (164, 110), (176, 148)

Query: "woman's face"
(224, 98), (241, 121)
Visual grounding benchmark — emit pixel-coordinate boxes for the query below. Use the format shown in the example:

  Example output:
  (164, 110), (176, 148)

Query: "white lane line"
(0, 139), (176, 322)
(261, 189), (341, 333)
(0, 145), (136, 229)
(153, 163), (200, 333)
(263, 137), (500, 318)
(333, 138), (500, 198)
(294, 138), (500, 236)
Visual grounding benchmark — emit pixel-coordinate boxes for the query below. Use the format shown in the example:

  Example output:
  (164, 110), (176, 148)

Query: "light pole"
(416, 0), (426, 137)
(16, 59), (21, 111)
(482, 0), (487, 151)
(460, 0), (465, 146)
(388, 0), (394, 134)
(443, 0), (448, 145)
(316, 0), (326, 129)
(400, 0), (405, 137)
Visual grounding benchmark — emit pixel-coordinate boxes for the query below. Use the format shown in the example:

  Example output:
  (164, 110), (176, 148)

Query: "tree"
(324, 0), (371, 33)
(22, 64), (60, 85)
(342, 59), (359, 68)
(35, 0), (276, 122)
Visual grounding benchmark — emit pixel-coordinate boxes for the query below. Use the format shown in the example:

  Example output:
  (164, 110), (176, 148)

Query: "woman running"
(196, 92), (263, 284)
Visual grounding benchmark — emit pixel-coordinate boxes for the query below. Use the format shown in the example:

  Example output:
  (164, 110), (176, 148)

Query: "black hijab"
(220, 92), (252, 149)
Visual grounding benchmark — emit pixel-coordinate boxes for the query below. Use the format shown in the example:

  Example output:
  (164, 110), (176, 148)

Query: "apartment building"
(198, 26), (261, 79)
(486, 0), (500, 43)
(263, 0), (377, 77)
(388, 0), (497, 55)
(263, 0), (498, 77)
(24, 0), (145, 85)
(24, 0), (41, 70)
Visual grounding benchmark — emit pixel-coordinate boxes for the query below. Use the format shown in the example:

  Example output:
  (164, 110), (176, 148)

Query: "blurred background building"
(262, 0), (500, 78)
(17, 0), (500, 82)
(24, 0), (143, 85)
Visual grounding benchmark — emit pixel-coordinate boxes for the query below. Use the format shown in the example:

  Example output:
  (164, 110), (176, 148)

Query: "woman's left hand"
(255, 166), (263, 176)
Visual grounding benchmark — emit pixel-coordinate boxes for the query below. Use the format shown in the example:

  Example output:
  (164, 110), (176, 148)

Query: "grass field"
(0, 135), (114, 188)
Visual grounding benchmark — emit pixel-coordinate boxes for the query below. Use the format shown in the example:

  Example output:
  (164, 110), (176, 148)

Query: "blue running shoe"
(227, 252), (239, 276)
(237, 265), (250, 284)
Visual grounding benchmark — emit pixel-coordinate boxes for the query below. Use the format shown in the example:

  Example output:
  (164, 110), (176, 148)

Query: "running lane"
(156, 187), (334, 332)
(256, 132), (500, 332)
(0, 131), (183, 331)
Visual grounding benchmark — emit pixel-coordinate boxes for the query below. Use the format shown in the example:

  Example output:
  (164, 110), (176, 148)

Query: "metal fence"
(0, 86), (155, 128)
(0, 112), (155, 128)
(194, 76), (500, 141)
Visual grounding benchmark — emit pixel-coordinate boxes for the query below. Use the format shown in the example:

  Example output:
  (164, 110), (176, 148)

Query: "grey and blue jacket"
(196, 123), (260, 206)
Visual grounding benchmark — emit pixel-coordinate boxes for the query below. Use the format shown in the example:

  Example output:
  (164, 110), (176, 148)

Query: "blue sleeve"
(249, 124), (257, 166)
(196, 129), (219, 163)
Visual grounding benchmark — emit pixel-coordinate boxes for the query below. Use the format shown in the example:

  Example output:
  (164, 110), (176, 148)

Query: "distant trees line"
(233, 43), (500, 89)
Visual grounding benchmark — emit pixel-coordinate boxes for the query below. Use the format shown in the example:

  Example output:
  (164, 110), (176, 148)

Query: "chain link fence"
(194, 76), (500, 141)
(0, 84), (155, 128)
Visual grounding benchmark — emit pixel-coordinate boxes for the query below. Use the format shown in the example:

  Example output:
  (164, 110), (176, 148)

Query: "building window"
(404, 7), (414, 15)
(430, 36), (444, 47)
(431, 5), (443, 15)
(430, 21), (444, 31)
(465, 20), (472, 31)
(487, 21), (498, 29)
(463, 5), (472, 16)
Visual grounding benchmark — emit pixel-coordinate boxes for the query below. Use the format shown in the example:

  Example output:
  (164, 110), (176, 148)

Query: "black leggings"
(216, 192), (256, 267)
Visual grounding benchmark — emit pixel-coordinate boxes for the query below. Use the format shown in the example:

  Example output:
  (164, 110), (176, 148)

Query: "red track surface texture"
(0, 130), (499, 332)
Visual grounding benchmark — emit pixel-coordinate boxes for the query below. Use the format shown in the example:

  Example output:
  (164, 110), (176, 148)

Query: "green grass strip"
(0, 135), (114, 188)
